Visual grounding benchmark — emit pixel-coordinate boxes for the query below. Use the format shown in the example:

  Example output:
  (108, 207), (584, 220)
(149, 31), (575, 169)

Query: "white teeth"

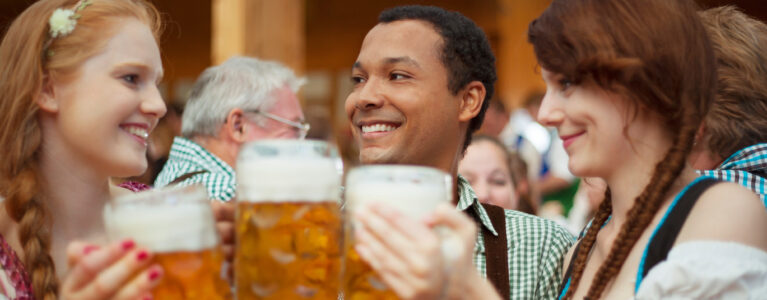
(124, 126), (149, 140)
(361, 124), (397, 133)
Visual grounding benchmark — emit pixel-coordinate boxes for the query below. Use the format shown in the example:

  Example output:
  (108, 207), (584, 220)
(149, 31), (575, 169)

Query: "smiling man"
(345, 5), (573, 300)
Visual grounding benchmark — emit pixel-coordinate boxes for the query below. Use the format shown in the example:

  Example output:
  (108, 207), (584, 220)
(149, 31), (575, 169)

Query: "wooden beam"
(212, 0), (305, 73)
(495, 0), (550, 109)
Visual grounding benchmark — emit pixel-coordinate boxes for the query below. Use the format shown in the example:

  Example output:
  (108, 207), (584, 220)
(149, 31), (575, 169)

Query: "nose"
(473, 181), (489, 204)
(536, 91), (564, 127)
(141, 85), (167, 120)
(351, 78), (384, 111)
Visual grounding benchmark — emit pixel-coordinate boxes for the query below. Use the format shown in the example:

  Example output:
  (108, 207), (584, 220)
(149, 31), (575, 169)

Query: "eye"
(122, 74), (139, 85)
(490, 178), (509, 186)
(351, 75), (366, 84)
(558, 78), (574, 91)
(389, 73), (409, 80)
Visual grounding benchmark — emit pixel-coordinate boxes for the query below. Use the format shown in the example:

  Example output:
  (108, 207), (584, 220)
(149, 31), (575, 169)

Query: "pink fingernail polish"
(143, 296), (153, 300)
(83, 245), (99, 255)
(121, 239), (135, 250)
(148, 268), (161, 281)
(136, 250), (149, 261)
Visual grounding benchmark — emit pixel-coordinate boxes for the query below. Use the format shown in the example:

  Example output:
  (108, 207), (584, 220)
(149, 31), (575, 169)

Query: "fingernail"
(143, 295), (154, 300)
(148, 267), (162, 281)
(136, 250), (149, 261)
(83, 245), (99, 255)
(121, 239), (135, 251)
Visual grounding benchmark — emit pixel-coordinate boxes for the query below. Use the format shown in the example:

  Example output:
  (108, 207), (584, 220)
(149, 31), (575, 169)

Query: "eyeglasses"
(245, 110), (311, 139)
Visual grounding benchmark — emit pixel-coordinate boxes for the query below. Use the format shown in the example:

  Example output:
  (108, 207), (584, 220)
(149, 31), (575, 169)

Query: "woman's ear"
(37, 76), (59, 113)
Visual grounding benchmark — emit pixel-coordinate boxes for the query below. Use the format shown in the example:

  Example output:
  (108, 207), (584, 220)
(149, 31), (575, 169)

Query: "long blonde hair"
(0, 1), (162, 298)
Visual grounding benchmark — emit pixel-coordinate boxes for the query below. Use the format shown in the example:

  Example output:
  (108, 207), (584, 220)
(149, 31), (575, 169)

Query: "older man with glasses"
(154, 56), (307, 202)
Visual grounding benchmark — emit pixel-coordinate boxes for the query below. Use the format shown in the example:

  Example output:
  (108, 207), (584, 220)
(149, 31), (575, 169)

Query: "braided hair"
(0, 1), (162, 297)
(528, 0), (716, 298)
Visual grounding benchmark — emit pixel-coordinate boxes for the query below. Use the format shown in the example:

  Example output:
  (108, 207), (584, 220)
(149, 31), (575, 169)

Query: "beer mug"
(235, 140), (343, 299)
(104, 185), (231, 299)
(342, 165), (452, 300)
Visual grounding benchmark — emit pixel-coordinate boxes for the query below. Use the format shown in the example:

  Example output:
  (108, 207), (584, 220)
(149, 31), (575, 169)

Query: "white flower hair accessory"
(47, 0), (92, 39)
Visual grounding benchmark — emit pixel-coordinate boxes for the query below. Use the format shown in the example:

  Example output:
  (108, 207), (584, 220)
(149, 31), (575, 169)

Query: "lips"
(560, 131), (585, 149)
(120, 123), (150, 146)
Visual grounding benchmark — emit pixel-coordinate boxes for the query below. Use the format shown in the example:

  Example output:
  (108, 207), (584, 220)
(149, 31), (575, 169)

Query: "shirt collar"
(718, 143), (767, 174)
(456, 175), (499, 236)
(171, 137), (236, 175)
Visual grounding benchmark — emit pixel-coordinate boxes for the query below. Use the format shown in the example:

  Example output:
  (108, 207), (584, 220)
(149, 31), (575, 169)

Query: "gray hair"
(181, 56), (304, 138)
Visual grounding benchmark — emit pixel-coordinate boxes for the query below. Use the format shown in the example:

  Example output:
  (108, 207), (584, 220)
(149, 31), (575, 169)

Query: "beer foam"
(345, 181), (449, 219)
(237, 157), (341, 202)
(104, 202), (218, 253)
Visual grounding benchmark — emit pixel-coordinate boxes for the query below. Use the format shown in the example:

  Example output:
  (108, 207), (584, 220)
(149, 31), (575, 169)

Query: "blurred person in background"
(504, 91), (578, 216)
(154, 56), (307, 202)
(691, 6), (767, 206)
(459, 135), (536, 215)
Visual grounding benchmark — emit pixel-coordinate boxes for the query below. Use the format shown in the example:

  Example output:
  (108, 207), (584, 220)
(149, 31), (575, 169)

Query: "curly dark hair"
(379, 5), (497, 152)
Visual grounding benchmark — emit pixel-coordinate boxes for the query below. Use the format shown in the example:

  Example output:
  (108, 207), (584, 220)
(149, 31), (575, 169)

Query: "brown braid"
(528, 0), (715, 298)
(562, 191), (612, 300)
(5, 164), (58, 300)
(584, 123), (697, 299)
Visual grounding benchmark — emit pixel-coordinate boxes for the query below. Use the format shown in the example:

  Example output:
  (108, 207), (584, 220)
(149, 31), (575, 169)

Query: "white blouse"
(635, 241), (767, 299)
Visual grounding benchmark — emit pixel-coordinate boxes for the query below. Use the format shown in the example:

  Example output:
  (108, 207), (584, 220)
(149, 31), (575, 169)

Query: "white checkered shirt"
(154, 137), (236, 202)
(457, 176), (574, 299)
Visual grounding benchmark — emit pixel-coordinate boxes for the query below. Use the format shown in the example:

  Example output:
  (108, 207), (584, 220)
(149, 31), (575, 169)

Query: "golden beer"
(236, 201), (342, 299)
(105, 185), (232, 300)
(342, 232), (398, 300)
(342, 166), (451, 300)
(235, 140), (344, 299)
(152, 248), (231, 299)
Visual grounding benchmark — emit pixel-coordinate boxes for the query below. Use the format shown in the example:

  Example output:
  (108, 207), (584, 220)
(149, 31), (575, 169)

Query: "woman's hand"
(61, 240), (163, 300)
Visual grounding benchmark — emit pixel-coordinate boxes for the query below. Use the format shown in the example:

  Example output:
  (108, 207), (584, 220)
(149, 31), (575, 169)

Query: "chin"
(110, 158), (148, 178)
(359, 149), (397, 165)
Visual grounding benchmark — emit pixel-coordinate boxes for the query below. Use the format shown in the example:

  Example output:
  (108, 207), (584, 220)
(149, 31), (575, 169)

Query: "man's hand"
(211, 200), (235, 281)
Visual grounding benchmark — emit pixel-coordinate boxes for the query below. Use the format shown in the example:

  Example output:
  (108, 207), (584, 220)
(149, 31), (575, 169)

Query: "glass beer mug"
(104, 185), (232, 299)
(235, 140), (343, 299)
(342, 165), (452, 300)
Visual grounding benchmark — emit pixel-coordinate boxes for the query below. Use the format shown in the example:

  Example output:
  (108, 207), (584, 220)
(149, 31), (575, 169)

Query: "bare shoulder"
(678, 181), (767, 251)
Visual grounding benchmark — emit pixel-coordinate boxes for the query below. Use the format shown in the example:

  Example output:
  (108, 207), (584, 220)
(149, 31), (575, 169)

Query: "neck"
(442, 147), (463, 205)
(38, 145), (111, 242)
(603, 152), (698, 226)
(193, 135), (237, 167)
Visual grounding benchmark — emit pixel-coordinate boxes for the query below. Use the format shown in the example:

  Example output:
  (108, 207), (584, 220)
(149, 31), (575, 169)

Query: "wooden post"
(495, 0), (550, 109)
(212, 0), (305, 73)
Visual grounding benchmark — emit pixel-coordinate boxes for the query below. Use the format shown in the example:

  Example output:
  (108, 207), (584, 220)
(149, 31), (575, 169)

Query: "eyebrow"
(352, 56), (422, 70)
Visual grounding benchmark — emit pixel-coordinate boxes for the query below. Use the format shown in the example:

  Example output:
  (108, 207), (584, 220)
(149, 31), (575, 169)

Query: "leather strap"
(169, 170), (207, 185)
(476, 203), (510, 299)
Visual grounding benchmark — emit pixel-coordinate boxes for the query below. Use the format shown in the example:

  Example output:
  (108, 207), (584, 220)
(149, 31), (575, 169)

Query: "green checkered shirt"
(154, 137), (236, 201)
(456, 176), (574, 300)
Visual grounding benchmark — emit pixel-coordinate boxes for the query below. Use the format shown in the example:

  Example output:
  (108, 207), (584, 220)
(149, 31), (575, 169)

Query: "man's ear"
(225, 108), (247, 143)
(37, 76), (59, 113)
(458, 81), (486, 122)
